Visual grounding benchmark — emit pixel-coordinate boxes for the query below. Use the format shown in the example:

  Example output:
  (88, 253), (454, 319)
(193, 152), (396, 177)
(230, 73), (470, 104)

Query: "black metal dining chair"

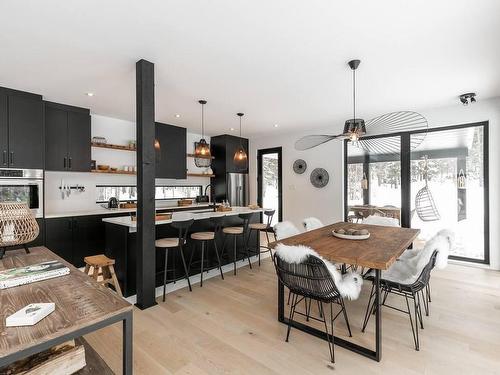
(274, 254), (352, 363)
(155, 218), (194, 302)
(362, 250), (438, 351)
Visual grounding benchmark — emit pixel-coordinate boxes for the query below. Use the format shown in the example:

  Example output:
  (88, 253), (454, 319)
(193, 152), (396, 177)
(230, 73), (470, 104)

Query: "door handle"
(64, 157), (67, 169)
(9, 152), (13, 165)
(68, 157), (72, 169)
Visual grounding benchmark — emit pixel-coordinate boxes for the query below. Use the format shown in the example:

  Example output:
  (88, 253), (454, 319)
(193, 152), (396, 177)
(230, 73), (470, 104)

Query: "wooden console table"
(0, 247), (133, 374)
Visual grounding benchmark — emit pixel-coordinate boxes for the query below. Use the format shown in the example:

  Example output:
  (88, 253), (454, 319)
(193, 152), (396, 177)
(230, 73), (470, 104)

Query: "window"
(96, 185), (202, 203)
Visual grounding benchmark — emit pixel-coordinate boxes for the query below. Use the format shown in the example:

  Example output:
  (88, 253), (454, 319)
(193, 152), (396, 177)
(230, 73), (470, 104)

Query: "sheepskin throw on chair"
(0, 202), (39, 259)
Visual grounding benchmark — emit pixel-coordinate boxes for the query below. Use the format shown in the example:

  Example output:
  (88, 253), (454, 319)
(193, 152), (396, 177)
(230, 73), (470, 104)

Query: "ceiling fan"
(295, 59), (428, 154)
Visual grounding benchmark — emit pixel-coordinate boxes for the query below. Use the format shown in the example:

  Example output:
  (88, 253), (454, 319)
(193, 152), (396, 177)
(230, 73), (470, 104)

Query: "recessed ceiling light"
(85, 92), (94, 97)
(174, 114), (181, 118)
(230, 127), (235, 131)
(274, 124), (279, 128)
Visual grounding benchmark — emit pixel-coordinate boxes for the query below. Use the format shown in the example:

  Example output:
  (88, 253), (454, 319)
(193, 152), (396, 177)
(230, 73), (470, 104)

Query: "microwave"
(0, 169), (43, 218)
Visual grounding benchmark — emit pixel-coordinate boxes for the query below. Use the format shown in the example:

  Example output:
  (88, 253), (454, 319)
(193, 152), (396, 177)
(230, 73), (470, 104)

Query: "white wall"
(249, 97), (500, 270)
(45, 114), (212, 215)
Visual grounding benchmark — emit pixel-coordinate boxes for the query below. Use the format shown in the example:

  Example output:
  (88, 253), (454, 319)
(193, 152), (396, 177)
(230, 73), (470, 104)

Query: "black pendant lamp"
(195, 100), (211, 157)
(233, 112), (247, 169)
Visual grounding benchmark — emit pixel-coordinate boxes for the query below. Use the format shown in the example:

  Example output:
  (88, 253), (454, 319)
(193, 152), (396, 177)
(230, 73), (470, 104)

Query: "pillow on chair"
(275, 243), (363, 300)
(302, 217), (324, 231)
(362, 215), (399, 227)
(273, 221), (300, 240)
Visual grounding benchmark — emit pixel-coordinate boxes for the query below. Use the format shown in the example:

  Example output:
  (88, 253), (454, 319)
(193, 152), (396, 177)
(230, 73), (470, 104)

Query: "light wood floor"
(86, 259), (500, 374)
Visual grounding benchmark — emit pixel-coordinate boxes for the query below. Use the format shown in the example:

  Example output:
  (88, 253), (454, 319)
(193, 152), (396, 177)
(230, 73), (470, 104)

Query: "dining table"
(270, 222), (420, 362)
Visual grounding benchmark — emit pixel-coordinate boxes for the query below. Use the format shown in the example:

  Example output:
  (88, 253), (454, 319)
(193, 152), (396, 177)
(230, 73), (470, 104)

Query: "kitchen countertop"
(102, 206), (263, 233)
(44, 203), (214, 219)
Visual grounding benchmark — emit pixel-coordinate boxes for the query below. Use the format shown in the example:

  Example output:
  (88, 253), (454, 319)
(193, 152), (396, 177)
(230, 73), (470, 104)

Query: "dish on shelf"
(97, 164), (110, 171)
(332, 228), (370, 240)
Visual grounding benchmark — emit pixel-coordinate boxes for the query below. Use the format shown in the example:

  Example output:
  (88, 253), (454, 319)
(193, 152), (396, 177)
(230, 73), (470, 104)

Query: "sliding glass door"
(344, 122), (489, 264)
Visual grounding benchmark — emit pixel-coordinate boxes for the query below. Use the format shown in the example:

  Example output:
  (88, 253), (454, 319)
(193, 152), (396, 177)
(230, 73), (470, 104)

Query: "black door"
(67, 111), (91, 172)
(8, 95), (44, 169)
(45, 105), (69, 171)
(257, 147), (283, 224)
(0, 93), (8, 167)
(155, 122), (186, 179)
(45, 218), (74, 264)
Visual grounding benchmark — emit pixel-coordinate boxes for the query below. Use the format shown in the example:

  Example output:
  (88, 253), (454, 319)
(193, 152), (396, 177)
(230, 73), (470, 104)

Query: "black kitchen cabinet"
(45, 214), (122, 267)
(0, 87), (44, 169)
(45, 102), (91, 172)
(155, 122), (186, 179)
(45, 217), (74, 265)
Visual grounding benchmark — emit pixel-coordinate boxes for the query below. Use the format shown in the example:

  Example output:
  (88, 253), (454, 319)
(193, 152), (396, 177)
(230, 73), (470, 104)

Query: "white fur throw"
(273, 221), (300, 240)
(274, 243), (363, 300)
(378, 229), (454, 285)
(302, 217), (325, 231)
(362, 215), (399, 227)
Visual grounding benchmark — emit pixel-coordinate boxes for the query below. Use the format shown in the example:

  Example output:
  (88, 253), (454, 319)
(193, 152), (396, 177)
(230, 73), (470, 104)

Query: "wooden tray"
(131, 214), (172, 222)
(332, 231), (370, 240)
(216, 206), (232, 212)
(177, 199), (193, 206)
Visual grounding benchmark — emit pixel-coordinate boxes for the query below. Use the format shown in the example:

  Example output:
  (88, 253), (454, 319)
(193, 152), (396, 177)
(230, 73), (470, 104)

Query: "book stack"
(0, 260), (70, 289)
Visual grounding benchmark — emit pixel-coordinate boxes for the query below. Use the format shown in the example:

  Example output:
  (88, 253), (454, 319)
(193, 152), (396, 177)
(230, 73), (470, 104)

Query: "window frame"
(95, 185), (203, 203)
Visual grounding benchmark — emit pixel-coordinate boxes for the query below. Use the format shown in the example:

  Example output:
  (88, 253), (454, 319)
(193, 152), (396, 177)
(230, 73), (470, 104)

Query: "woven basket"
(0, 202), (39, 247)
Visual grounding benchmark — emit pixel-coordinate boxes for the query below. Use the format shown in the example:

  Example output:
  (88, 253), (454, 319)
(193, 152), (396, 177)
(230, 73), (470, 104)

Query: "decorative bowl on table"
(332, 227), (370, 240)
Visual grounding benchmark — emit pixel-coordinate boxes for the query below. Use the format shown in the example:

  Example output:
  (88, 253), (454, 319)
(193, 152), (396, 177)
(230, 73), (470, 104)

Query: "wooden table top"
(0, 247), (132, 359)
(270, 222), (420, 270)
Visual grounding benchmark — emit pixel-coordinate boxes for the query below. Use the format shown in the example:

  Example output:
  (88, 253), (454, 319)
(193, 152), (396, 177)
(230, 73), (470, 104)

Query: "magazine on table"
(0, 260), (70, 289)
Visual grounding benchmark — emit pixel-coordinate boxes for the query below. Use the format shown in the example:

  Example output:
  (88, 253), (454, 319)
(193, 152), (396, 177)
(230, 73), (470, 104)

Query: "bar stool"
(248, 209), (276, 266)
(84, 254), (122, 297)
(155, 218), (193, 302)
(222, 212), (254, 275)
(188, 215), (225, 287)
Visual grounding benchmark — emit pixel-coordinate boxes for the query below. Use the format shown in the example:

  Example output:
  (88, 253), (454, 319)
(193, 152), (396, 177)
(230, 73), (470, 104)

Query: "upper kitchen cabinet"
(155, 122), (186, 179)
(45, 101), (91, 172)
(0, 87), (44, 169)
(211, 134), (249, 174)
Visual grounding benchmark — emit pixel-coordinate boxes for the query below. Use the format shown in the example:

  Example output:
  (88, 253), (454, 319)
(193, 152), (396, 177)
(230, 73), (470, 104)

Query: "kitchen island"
(103, 207), (262, 297)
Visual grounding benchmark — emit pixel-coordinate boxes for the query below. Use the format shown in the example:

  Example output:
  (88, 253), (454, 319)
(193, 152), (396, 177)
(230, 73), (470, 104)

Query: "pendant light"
(233, 112), (247, 169)
(195, 100), (211, 157)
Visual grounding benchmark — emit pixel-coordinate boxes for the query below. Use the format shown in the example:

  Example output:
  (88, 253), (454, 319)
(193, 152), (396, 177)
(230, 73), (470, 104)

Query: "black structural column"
(135, 59), (157, 309)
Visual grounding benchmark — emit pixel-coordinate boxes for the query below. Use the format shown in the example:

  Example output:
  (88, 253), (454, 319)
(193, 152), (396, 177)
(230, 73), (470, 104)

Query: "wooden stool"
(248, 209), (276, 266)
(221, 213), (254, 275)
(84, 254), (123, 297)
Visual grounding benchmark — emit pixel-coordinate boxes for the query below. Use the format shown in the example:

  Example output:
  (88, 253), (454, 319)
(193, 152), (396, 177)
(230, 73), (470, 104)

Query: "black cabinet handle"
(68, 157), (72, 169)
(2, 151), (6, 165)
(9, 152), (13, 165)
(64, 157), (67, 169)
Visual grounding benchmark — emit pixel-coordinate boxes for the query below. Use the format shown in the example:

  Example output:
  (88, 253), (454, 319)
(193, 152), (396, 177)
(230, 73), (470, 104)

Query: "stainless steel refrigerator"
(227, 173), (249, 207)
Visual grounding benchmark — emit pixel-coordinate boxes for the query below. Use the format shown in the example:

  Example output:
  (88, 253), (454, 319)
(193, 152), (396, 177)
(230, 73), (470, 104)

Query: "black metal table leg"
(123, 311), (133, 375)
(374, 269), (382, 361)
(278, 278), (285, 322)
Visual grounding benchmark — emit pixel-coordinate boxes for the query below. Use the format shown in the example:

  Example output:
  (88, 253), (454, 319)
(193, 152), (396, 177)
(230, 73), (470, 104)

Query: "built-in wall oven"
(0, 169), (43, 218)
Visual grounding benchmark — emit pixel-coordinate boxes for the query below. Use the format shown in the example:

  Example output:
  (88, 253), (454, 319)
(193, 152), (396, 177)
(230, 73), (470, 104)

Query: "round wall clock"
(293, 159), (307, 174)
(310, 168), (329, 188)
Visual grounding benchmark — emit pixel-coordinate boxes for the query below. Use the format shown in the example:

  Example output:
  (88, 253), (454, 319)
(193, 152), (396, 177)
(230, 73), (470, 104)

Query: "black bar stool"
(188, 215), (225, 287)
(222, 212), (254, 275)
(155, 218), (193, 302)
(248, 209), (276, 266)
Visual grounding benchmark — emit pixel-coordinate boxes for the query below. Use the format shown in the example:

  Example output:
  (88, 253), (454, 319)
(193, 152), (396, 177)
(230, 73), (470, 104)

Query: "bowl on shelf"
(97, 165), (110, 171)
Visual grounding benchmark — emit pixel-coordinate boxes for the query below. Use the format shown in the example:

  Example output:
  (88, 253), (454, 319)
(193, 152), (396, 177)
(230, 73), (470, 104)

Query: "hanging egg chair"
(415, 156), (440, 222)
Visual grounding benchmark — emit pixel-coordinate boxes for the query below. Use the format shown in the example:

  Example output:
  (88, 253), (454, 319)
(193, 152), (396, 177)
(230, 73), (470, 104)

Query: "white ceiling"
(1, 0), (499, 137)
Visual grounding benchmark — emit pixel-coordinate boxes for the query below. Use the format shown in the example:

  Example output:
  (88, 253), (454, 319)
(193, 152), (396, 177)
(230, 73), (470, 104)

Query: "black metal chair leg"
(422, 289), (430, 316)
(213, 239), (224, 280)
(187, 242), (196, 274)
(320, 302), (334, 363)
(243, 230), (253, 270)
(257, 230), (261, 266)
(200, 241), (205, 287)
(405, 294), (419, 351)
(23, 244), (30, 254)
(233, 235), (237, 275)
(427, 283), (432, 302)
(416, 292), (424, 329)
(287, 289), (291, 305)
(340, 298), (352, 337)
(362, 284), (375, 332)
(286, 293), (298, 342)
(0, 248), (5, 260)
(163, 248), (169, 302)
(179, 245), (192, 292)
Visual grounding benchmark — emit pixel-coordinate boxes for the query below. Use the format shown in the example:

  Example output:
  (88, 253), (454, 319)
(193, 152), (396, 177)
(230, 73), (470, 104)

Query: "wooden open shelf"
(187, 153), (214, 160)
(91, 142), (136, 152)
(187, 173), (215, 178)
(91, 169), (136, 175)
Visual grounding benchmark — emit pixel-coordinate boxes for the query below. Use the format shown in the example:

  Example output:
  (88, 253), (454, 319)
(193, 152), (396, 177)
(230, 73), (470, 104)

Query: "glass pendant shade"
(195, 99), (211, 158)
(233, 112), (247, 169)
(195, 138), (210, 157)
